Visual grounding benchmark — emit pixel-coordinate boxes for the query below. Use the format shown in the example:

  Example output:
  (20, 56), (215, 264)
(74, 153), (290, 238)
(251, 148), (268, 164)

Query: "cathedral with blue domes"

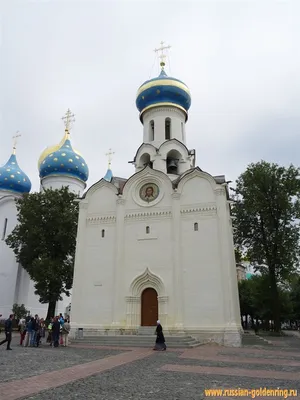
(0, 110), (94, 318)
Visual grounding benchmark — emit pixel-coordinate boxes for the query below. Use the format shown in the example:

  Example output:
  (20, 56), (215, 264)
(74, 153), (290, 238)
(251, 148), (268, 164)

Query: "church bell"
(167, 159), (178, 174)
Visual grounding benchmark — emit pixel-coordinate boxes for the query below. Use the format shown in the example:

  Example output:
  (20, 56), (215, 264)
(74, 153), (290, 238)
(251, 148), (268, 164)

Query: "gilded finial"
(12, 132), (21, 155)
(105, 148), (115, 169)
(154, 41), (171, 70)
(62, 109), (75, 133)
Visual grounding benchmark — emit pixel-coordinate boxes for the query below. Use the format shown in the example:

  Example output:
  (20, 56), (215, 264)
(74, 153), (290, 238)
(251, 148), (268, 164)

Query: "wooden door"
(141, 288), (158, 326)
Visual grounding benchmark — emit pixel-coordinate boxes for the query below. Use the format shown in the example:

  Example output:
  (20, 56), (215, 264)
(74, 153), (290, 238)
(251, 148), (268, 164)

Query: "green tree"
(289, 275), (300, 321)
(6, 187), (79, 320)
(12, 303), (29, 321)
(232, 161), (300, 332)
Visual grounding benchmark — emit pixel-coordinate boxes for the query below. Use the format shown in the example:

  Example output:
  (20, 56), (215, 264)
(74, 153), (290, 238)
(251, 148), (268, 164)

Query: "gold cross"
(105, 148), (115, 168)
(62, 109), (75, 132)
(12, 132), (21, 154)
(154, 41), (171, 69)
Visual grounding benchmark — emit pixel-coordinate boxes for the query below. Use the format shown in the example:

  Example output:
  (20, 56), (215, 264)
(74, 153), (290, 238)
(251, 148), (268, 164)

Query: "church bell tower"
(133, 42), (195, 179)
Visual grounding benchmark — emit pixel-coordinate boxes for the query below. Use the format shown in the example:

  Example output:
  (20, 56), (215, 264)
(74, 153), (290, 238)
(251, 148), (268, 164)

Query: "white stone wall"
(41, 175), (86, 196)
(0, 194), (48, 317)
(71, 167), (242, 346)
(0, 195), (20, 317)
(142, 107), (186, 147)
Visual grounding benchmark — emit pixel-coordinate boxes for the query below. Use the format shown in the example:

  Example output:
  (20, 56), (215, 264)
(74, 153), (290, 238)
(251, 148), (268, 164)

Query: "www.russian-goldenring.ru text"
(204, 388), (297, 398)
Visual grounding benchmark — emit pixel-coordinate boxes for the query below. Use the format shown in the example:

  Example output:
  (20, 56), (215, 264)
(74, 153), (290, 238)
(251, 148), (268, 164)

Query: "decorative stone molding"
(158, 295), (168, 303)
(125, 209), (172, 221)
(171, 192), (181, 200)
(214, 188), (226, 196)
(86, 215), (116, 224)
(180, 204), (217, 216)
(143, 107), (185, 120)
(125, 296), (140, 303)
(125, 268), (168, 328)
(116, 197), (125, 205)
(129, 267), (166, 297)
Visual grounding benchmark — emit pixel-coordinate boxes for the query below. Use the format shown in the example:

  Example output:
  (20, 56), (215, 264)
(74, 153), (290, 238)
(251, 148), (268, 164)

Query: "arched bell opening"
(139, 153), (153, 169)
(166, 149), (181, 175)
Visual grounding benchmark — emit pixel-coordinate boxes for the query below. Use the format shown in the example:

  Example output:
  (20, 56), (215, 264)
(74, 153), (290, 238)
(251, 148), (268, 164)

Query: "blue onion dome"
(104, 167), (113, 182)
(136, 68), (191, 121)
(39, 131), (89, 183)
(0, 153), (31, 194)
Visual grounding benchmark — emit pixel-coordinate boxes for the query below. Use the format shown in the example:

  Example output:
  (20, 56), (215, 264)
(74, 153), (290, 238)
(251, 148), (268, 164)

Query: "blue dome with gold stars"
(0, 153), (31, 194)
(136, 69), (191, 121)
(39, 134), (89, 183)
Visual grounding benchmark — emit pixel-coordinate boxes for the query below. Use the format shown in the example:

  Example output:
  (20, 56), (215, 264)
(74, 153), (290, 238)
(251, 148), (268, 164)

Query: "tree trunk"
(269, 269), (281, 332)
(245, 314), (248, 329)
(46, 300), (57, 322)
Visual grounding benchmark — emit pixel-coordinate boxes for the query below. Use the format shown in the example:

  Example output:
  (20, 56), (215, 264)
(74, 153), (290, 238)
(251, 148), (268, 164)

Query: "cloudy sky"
(1, 0), (299, 192)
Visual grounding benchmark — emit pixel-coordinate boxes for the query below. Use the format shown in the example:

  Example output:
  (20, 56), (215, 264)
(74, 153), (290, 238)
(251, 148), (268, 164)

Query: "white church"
(0, 114), (89, 319)
(0, 46), (242, 346)
(71, 53), (242, 346)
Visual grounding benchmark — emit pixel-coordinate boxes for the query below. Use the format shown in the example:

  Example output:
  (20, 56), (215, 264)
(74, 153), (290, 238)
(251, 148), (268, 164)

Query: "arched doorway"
(141, 288), (158, 326)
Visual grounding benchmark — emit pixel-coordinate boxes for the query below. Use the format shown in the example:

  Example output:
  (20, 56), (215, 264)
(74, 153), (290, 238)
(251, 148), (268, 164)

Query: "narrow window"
(149, 120), (154, 141)
(101, 229), (105, 238)
(181, 122), (184, 140)
(165, 118), (171, 140)
(2, 218), (8, 240)
(194, 222), (198, 231)
(146, 226), (150, 234)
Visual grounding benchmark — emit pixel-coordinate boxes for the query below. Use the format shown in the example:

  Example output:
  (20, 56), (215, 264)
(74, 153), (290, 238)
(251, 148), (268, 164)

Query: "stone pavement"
(0, 335), (300, 399)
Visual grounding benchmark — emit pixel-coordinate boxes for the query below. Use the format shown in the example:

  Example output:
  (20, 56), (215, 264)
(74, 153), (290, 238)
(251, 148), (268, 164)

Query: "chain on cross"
(12, 131), (21, 154)
(105, 148), (115, 168)
(62, 109), (75, 131)
(154, 41), (171, 69)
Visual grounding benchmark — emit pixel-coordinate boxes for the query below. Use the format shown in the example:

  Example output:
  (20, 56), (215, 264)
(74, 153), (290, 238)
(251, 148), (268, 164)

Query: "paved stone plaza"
(0, 334), (300, 399)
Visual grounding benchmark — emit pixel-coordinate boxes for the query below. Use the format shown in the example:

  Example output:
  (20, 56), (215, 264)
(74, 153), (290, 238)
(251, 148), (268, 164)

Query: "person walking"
(153, 320), (167, 351)
(0, 314), (14, 350)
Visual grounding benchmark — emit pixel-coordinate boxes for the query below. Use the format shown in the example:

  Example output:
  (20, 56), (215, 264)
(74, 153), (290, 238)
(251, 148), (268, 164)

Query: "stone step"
(73, 335), (195, 342)
(71, 334), (202, 348)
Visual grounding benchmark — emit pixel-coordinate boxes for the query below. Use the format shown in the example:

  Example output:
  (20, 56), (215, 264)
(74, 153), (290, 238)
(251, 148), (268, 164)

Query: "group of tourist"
(20, 313), (71, 348)
(0, 313), (71, 350)
(1, 314), (166, 351)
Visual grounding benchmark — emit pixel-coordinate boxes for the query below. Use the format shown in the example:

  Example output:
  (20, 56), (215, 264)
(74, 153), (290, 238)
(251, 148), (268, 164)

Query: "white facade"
(0, 192), (49, 317)
(71, 106), (242, 346)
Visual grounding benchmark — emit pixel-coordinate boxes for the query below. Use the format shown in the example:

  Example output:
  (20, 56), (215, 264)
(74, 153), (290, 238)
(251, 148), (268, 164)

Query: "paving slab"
(1, 335), (300, 399)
